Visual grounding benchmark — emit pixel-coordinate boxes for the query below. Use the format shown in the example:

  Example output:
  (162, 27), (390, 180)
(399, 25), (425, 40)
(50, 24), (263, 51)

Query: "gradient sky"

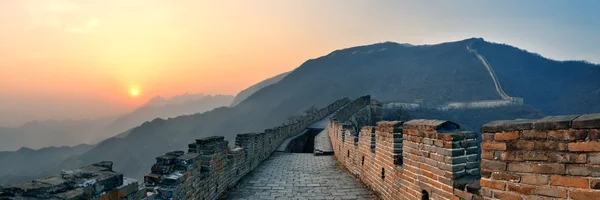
(1, 0), (599, 126)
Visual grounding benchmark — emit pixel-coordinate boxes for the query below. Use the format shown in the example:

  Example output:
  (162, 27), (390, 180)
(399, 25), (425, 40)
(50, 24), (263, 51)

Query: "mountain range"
(0, 94), (234, 151)
(1, 38), (598, 185)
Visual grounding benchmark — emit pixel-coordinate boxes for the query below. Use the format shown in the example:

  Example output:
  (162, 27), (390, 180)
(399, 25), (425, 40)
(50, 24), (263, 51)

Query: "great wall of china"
(2, 96), (600, 199)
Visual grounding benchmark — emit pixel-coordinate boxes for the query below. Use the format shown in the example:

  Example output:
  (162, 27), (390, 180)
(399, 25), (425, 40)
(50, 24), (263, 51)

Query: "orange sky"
(0, 1), (344, 125)
(1, 0), (599, 126)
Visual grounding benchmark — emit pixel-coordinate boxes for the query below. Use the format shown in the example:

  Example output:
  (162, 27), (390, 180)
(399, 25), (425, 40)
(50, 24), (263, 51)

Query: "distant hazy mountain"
(144, 93), (213, 107)
(230, 72), (290, 106)
(0, 118), (115, 151)
(4, 38), (599, 184)
(102, 94), (234, 137)
(0, 93), (234, 151)
(0, 144), (93, 185)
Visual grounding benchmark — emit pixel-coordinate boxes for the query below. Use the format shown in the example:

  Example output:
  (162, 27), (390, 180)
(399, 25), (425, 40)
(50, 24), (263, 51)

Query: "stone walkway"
(226, 153), (372, 200)
(313, 128), (333, 155)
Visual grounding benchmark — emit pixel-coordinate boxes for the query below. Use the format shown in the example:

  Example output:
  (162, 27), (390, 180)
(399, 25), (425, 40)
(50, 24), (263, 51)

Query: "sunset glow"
(130, 89), (139, 97)
(0, 0), (598, 126)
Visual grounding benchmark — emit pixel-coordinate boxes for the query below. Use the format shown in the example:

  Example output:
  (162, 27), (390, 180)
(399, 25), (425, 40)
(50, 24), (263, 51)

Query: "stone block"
(91, 161), (113, 171)
(403, 119), (459, 132)
(481, 119), (535, 133)
(572, 113), (600, 129)
(533, 115), (580, 130)
(52, 188), (88, 200)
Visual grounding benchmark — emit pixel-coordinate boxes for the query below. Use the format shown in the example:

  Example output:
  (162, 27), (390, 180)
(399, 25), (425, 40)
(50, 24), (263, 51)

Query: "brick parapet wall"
(140, 97), (351, 199)
(330, 115), (482, 200)
(480, 113), (600, 200)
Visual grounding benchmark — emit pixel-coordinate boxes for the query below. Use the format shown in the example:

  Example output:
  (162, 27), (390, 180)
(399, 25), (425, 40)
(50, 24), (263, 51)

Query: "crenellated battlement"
(329, 98), (600, 200)
(330, 115), (482, 200)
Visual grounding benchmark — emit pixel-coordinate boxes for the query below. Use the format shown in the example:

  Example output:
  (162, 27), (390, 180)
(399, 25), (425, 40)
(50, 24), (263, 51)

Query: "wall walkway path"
(226, 152), (372, 200)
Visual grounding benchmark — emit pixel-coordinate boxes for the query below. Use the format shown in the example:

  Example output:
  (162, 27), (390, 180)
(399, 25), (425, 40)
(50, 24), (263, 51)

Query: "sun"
(129, 88), (140, 97)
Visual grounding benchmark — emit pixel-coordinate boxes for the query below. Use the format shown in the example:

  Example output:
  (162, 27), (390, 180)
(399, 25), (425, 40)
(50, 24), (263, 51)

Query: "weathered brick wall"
(141, 97), (351, 199)
(330, 115), (481, 200)
(480, 114), (600, 199)
(402, 120), (480, 200)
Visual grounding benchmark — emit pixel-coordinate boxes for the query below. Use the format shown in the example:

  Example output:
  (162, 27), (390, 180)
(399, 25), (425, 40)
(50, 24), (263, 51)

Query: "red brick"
(521, 174), (549, 185)
(491, 172), (520, 183)
(482, 142), (507, 151)
(508, 141), (535, 150)
(535, 141), (568, 151)
(532, 163), (565, 174)
(493, 190), (523, 200)
(569, 142), (600, 152)
(547, 130), (588, 141)
(521, 130), (546, 140)
(535, 186), (567, 198)
(522, 151), (548, 161)
(570, 190), (600, 200)
(568, 165), (592, 176)
(550, 175), (589, 189)
(507, 183), (535, 195)
(548, 152), (587, 163)
(481, 151), (494, 160)
(480, 178), (505, 190)
(500, 151), (519, 161)
(495, 132), (520, 141)
(481, 160), (507, 171)
(508, 162), (534, 173)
